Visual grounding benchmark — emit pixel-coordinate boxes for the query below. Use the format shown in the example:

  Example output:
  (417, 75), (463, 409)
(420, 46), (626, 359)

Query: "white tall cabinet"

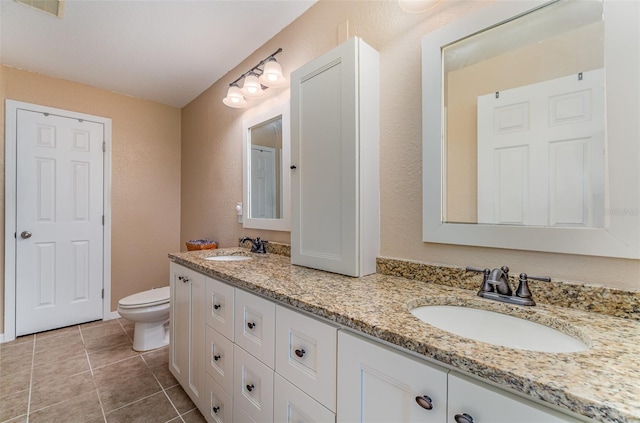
(290, 36), (380, 277)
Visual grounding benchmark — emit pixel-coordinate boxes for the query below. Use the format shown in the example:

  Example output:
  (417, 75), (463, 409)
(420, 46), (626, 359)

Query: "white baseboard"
(105, 310), (121, 320)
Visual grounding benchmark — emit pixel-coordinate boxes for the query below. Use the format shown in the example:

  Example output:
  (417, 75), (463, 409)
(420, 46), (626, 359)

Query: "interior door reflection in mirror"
(248, 115), (283, 219)
(443, 0), (604, 228)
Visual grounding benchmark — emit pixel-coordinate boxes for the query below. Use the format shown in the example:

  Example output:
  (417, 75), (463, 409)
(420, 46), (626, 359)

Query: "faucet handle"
(516, 273), (550, 299)
(466, 267), (492, 292)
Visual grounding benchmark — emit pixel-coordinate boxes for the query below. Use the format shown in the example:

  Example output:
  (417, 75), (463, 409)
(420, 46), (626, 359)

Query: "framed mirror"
(242, 101), (291, 231)
(422, 0), (640, 258)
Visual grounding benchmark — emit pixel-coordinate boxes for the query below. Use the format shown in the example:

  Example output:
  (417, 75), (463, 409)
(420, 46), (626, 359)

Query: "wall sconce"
(223, 48), (287, 108)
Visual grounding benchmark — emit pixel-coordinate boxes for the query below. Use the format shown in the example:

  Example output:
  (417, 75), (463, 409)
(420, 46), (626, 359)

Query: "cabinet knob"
(214, 355), (221, 361)
(214, 304), (221, 310)
(178, 275), (189, 283)
(246, 384), (255, 392)
(415, 395), (433, 410)
(454, 413), (474, 423)
(247, 322), (256, 329)
(294, 348), (306, 358)
(212, 406), (220, 414)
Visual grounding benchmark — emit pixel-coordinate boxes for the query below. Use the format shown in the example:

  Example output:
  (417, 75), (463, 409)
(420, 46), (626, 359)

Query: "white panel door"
(477, 68), (605, 227)
(250, 146), (276, 219)
(16, 109), (104, 336)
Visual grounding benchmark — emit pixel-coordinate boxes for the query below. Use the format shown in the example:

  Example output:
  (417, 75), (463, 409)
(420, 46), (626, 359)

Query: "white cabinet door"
(234, 344), (274, 423)
(274, 373), (335, 423)
(234, 289), (276, 368)
(206, 326), (234, 396)
(275, 305), (337, 412)
(448, 372), (583, 423)
(169, 263), (205, 406)
(337, 331), (447, 423)
(204, 373), (234, 423)
(290, 36), (380, 277)
(206, 276), (235, 341)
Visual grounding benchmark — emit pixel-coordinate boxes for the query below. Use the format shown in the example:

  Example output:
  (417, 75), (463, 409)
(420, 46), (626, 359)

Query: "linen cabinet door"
(274, 374), (335, 423)
(275, 305), (337, 412)
(337, 331), (447, 423)
(204, 374), (233, 423)
(234, 289), (276, 367)
(233, 345), (274, 423)
(447, 373), (583, 423)
(206, 276), (235, 341)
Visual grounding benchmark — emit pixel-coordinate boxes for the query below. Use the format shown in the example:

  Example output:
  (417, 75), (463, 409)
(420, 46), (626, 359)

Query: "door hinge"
(102, 142), (106, 152)
(102, 289), (104, 299)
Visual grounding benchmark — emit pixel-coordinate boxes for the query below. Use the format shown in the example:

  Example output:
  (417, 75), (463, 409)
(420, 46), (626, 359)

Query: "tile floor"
(0, 318), (206, 423)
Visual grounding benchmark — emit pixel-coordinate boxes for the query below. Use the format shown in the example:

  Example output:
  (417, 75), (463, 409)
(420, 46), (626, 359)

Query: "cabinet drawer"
(448, 372), (582, 423)
(274, 373), (336, 423)
(206, 276), (235, 341)
(233, 404), (257, 423)
(234, 289), (276, 368)
(204, 374), (233, 423)
(234, 345), (274, 423)
(275, 305), (337, 412)
(205, 326), (234, 395)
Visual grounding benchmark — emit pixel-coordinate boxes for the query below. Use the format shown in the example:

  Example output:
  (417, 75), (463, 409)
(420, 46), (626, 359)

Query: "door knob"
(21, 231), (32, 239)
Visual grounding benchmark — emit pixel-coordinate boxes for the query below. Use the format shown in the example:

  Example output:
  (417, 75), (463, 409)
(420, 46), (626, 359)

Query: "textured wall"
(181, 0), (639, 290)
(1, 66), (182, 333)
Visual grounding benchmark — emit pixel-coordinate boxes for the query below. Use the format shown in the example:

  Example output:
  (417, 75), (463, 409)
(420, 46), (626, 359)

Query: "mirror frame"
(422, 0), (640, 258)
(242, 100), (291, 231)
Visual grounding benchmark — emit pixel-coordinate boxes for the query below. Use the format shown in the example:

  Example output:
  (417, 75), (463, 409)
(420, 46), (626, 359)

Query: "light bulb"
(241, 73), (264, 98)
(259, 59), (288, 88)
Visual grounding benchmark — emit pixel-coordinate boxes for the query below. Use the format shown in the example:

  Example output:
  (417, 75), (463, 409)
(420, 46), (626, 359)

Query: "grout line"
(25, 334), (37, 422)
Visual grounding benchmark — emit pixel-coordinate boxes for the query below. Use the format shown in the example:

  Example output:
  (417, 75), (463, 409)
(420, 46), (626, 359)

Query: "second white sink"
(410, 305), (588, 353)
(204, 255), (252, 262)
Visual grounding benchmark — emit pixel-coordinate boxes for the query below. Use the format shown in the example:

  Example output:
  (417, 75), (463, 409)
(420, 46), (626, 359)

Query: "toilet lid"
(119, 286), (170, 308)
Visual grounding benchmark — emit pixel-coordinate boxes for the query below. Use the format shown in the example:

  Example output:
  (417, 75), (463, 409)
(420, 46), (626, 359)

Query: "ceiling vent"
(15, 0), (64, 18)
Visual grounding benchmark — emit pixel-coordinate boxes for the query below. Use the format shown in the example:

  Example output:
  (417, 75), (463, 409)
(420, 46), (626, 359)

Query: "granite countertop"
(169, 248), (640, 423)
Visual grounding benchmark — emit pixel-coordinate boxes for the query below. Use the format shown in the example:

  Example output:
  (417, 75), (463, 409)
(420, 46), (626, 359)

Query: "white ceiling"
(0, 0), (316, 107)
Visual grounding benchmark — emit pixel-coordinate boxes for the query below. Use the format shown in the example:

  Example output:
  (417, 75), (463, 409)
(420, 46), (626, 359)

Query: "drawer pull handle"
(178, 275), (189, 283)
(415, 395), (433, 410)
(294, 348), (306, 358)
(454, 413), (474, 423)
(214, 355), (221, 361)
(247, 322), (256, 329)
(214, 304), (221, 310)
(212, 406), (220, 414)
(246, 384), (255, 392)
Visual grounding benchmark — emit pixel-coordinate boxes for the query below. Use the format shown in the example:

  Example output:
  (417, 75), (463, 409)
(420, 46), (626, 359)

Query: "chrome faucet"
(239, 236), (268, 254)
(466, 266), (550, 306)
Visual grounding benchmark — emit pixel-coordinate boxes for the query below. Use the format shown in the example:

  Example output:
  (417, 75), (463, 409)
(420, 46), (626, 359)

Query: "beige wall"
(181, 0), (639, 291)
(1, 65), (182, 333)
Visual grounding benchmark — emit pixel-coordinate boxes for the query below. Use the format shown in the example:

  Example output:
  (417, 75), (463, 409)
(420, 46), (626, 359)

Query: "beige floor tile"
(150, 363), (179, 389)
(165, 385), (196, 414)
(0, 352), (33, 377)
(79, 319), (112, 329)
(34, 331), (84, 353)
(30, 371), (97, 412)
(0, 340), (34, 359)
(141, 345), (169, 368)
(89, 343), (140, 370)
(31, 354), (91, 386)
(0, 389), (29, 422)
(34, 325), (80, 340)
(181, 408), (207, 423)
(105, 391), (178, 423)
(33, 340), (86, 368)
(3, 415), (28, 423)
(98, 371), (162, 412)
(93, 356), (151, 389)
(0, 368), (31, 398)
(0, 335), (34, 348)
(84, 332), (132, 353)
(81, 321), (126, 340)
(118, 318), (135, 331)
(29, 390), (104, 423)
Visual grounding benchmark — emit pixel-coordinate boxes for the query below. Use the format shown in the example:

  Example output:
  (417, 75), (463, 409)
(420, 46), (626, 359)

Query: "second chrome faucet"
(466, 266), (550, 306)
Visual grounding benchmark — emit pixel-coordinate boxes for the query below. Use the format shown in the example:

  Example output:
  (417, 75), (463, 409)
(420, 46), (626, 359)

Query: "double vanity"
(168, 247), (640, 423)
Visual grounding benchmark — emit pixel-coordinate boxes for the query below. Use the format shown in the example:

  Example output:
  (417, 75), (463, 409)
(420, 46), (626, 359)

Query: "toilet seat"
(118, 286), (170, 309)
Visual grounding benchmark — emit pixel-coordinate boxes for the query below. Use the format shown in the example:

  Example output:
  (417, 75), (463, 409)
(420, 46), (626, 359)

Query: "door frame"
(3, 100), (112, 342)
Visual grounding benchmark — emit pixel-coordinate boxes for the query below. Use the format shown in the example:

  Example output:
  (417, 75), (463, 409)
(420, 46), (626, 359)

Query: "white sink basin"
(204, 255), (252, 262)
(410, 305), (588, 353)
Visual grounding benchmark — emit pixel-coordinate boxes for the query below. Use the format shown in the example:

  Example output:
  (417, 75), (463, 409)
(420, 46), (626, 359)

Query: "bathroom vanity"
(168, 248), (640, 423)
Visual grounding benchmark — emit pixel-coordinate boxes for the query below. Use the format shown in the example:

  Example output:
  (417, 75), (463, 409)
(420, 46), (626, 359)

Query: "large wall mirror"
(423, 0), (640, 258)
(242, 101), (291, 231)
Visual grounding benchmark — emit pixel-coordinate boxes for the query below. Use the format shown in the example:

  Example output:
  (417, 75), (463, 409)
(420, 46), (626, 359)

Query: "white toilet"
(118, 286), (170, 352)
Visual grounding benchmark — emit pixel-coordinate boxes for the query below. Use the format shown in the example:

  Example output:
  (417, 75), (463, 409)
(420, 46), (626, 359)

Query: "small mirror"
(243, 101), (290, 231)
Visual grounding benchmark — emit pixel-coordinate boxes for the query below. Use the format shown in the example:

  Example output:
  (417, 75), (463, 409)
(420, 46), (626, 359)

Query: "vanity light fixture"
(223, 48), (287, 108)
(397, 0), (441, 13)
